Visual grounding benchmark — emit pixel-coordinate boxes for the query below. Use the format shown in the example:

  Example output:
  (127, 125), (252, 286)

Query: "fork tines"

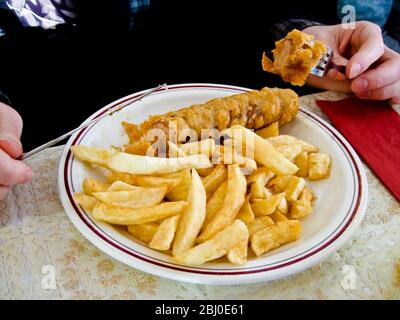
(311, 48), (333, 77)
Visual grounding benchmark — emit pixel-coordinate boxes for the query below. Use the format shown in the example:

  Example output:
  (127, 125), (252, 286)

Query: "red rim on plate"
(59, 84), (366, 281)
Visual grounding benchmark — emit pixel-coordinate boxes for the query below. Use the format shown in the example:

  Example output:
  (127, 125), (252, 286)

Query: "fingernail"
(23, 171), (33, 184)
(353, 77), (369, 91)
(350, 63), (361, 79)
(358, 90), (372, 97)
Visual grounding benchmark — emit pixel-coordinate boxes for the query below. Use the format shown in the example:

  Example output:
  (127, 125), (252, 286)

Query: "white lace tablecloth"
(1, 91), (399, 300)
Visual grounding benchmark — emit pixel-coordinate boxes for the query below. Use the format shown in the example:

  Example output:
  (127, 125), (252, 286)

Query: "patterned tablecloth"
(0, 91), (399, 300)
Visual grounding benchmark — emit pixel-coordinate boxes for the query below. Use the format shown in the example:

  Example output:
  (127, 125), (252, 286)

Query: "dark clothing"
(0, 1), (281, 149)
(0, 1), (399, 149)
(267, 0), (400, 52)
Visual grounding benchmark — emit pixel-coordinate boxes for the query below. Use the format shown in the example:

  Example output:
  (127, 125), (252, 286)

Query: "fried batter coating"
(262, 29), (327, 86)
(124, 87), (298, 146)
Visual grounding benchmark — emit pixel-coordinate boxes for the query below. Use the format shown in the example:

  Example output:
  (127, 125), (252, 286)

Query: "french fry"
(246, 167), (275, 184)
(202, 164), (227, 198)
(93, 186), (167, 209)
(289, 200), (313, 219)
(236, 195), (255, 224)
(290, 188), (314, 219)
(127, 223), (159, 243)
(267, 175), (291, 193)
(149, 215), (180, 250)
(249, 172), (268, 201)
(276, 194), (288, 215)
(107, 180), (137, 191)
(196, 167), (215, 177)
(129, 174), (181, 192)
(71, 145), (115, 167)
(75, 107), (333, 266)
(227, 125), (299, 175)
(175, 220), (248, 266)
(108, 152), (212, 175)
(217, 145), (257, 173)
(227, 227), (249, 265)
(294, 151), (308, 177)
(165, 169), (191, 201)
(251, 193), (285, 216)
(109, 170), (182, 192)
(107, 171), (124, 183)
(263, 187), (273, 200)
(275, 143), (302, 162)
(74, 192), (99, 213)
(197, 164), (247, 243)
(270, 211), (288, 222)
(82, 178), (110, 194)
(308, 152), (332, 180)
(204, 181), (228, 227)
(172, 169), (207, 257)
(268, 135), (318, 153)
(92, 201), (186, 225)
(180, 139), (215, 158)
(299, 187), (313, 203)
(168, 141), (187, 158)
(246, 216), (274, 236)
(251, 220), (302, 256)
(255, 121), (279, 138)
(284, 176), (306, 202)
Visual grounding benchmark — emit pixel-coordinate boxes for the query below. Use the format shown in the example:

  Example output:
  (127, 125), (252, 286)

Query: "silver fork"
(310, 47), (333, 77)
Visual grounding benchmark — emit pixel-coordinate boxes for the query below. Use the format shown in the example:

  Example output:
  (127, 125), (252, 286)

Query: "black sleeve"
(260, 0), (339, 51)
(73, 0), (132, 35)
(0, 89), (11, 106)
(0, 8), (23, 34)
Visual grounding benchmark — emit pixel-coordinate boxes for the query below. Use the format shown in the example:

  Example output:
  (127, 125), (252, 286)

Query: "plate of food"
(58, 83), (368, 285)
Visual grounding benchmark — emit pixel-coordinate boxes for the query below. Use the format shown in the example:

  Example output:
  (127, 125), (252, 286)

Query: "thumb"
(0, 134), (23, 159)
(0, 103), (23, 158)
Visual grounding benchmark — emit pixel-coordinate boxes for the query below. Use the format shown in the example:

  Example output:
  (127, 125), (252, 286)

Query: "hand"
(0, 102), (32, 200)
(350, 46), (400, 103)
(303, 21), (386, 94)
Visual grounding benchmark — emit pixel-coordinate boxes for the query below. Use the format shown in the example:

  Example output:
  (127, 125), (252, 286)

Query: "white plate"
(58, 84), (368, 285)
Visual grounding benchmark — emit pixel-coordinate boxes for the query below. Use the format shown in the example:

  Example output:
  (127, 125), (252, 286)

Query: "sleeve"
(260, 0), (338, 53)
(269, 19), (324, 43)
(0, 89), (11, 106)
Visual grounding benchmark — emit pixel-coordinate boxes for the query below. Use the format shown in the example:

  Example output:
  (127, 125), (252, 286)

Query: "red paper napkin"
(316, 97), (400, 201)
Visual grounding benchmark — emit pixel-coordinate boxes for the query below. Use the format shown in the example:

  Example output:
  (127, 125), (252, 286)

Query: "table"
(1, 91), (399, 300)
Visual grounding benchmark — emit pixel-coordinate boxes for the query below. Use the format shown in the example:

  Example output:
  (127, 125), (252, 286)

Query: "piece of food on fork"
(262, 29), (329, 86)
(122, 86), (299, 154)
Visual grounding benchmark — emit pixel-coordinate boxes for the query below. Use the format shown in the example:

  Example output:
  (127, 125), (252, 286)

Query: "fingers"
(327, 68), (347, 81)
(327, 54), (348, 81)
(0, 185), (10, 201)
(346, 22), (385, 79)
(354, 80), (400, 102)
(0, 148), (32, 186)
(0, 134), (23, 159)
(332, 54), (349, 67)
(0, 103), (23, 158)
(307, 74), (351, 92)
(351, 56), (400, 92)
